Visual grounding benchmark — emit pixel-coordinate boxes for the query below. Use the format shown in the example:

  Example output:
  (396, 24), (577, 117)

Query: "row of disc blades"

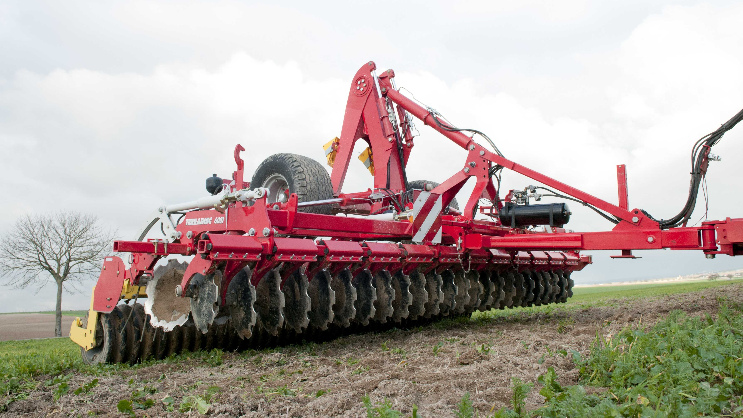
(81, 263), (574, 364)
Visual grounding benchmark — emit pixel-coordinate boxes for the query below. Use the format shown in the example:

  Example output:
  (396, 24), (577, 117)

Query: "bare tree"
(0, 212), (114, 337)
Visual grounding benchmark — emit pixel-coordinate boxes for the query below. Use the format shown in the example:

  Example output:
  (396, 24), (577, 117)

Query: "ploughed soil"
(0, 314), (74, 341)
(7, 284), (743, 417)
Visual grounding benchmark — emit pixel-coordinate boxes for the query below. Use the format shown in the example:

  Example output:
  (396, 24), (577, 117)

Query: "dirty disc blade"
(189, 271), (220, 334)
(226, 266), (257, 339)
(145, 259), (191, 331)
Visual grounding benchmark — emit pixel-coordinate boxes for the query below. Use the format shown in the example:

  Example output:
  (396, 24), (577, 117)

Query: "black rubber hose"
(652, 107), (743, 228)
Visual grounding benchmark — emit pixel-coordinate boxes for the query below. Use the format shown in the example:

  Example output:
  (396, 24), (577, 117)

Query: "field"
(2, 278), (742, 416)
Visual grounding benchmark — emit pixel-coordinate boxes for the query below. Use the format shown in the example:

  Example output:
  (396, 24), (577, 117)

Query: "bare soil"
(0, 314), (74, 341)
(7, 284), (743, 417)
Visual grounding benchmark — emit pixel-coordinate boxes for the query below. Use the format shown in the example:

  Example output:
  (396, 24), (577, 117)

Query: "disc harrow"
(81, 259), (578, 364)
(71, 61), (743, 364)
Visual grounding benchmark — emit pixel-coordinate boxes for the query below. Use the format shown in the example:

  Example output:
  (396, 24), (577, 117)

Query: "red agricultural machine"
(71, 62), (743, 364)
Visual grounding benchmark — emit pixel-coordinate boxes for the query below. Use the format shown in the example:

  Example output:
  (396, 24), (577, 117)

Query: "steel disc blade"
(465, 270), (482, 313)
(439, 270), (457, 316)
(308, 269), (335, 331)
(352, 269), (376, 326)
(189, 271), (220, 334)
(145, 259), (191, 331)
(540, 271), (552, 304)
(492, 271), (506, 309)
(390, 270), (412, 324)
(254, 267), (286, 336)
(503, 271), (517, 309)
(282, 267), (311, 334)
(452, 269), (469, 315)
(331, 268), (357, 328)
(423, 272), (442, 318)
(477, 270), (495, 311)
(226, 266), (257, 339)
(512, 271), (525, 307)
(372, 269), (395, 324)
(529, 271), (543, 306)
(406, 270), (428, 321)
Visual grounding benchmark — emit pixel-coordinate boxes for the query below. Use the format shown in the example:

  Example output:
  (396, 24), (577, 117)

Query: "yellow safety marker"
(323, 137), (340, 167)
(358, 147), (375, 175)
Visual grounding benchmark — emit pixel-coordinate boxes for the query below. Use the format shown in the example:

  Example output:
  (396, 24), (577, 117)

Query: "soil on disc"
(8, 284), (742, 417)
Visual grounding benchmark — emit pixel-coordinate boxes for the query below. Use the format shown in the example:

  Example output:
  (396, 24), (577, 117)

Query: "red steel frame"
(91, 61), (743, 312)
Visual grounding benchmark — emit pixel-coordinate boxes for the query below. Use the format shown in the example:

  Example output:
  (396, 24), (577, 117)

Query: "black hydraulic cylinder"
(498, 202), (571, 228)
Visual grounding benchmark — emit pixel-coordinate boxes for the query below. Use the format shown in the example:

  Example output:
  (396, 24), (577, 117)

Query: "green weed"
(530, 304), (743, 416)
(362, 395), (404, 418)
(455, 392), (474, 418)
(74, 378), (99, 395)
(179, 385), (219, 414)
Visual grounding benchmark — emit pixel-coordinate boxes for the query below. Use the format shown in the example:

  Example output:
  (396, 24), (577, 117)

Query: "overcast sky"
(1, 0), (741, 312)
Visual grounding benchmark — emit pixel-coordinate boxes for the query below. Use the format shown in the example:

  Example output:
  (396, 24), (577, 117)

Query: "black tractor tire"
(407, 180), (459, 211)
(251, 153), (334, 215)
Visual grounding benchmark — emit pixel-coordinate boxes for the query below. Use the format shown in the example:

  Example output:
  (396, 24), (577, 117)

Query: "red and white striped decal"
(412, 191), (443, 244)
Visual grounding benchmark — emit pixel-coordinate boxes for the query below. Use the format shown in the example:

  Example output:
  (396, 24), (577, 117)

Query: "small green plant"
(273, 385), (296, 396)
(179, 386), (218, 414)
(476, 342), (491, 354)
(161, 395), (176, 412)
(117, 399), (134, 416)
(352, 365), (370, 375)
(315, 389), (328, 397)
(391, 347), (406, 356)
(455, 392), (474, 418)
(511, 377), (533, 416)
(47, 374), (71, 400)
(74, 378), (99, 395)
(432, 341), (444, 356)
(179, 395), (210, 414)
(203, 349), (223, 366)
(362, 395), (404, 418)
